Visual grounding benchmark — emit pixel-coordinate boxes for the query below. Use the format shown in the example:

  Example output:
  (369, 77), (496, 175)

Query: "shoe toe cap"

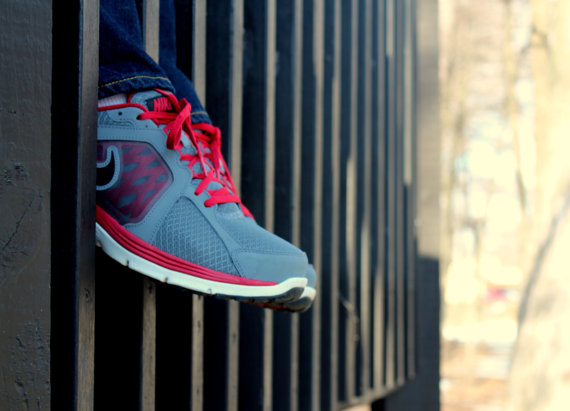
(232, 249), (308, 284)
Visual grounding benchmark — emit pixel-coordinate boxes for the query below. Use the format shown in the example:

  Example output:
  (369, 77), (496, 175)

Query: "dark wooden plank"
(241, 0), (275, 224)
(228, 0), (245, 184)
(371, 0), (387, 395)
(191, 295), (204, 410)
(94, 253), (144, 409)
(356, 0), (374, 398)
(297, 0), (325, 410)
(341, 0), (360, 402)
(204, 297), (238, 411)
(205, 0), (245, 184)
(51, 0), (98, 408)
(227, 301), (240, 411)
(143, 0), (160, 61)
(381, 258), (440, 411)
(0, 1), (53, 409)
(155, 286), (192, 410)
(272, 1), (302, 409)
(403, 0), (417, 381)
(320, 0), (341, 409)
(336, 0), (351, 403)
(191, 2), (207, 409)
(239, 1), (276, 410)
(239, 305), (274, 411)
(203, 2), (243, 408)
(192, 0), (207, 95)
(141, 280), (157, 410)
(140, 1), (160, 407)
(383, 0), (397, 391)
(395, 0), (407, 387)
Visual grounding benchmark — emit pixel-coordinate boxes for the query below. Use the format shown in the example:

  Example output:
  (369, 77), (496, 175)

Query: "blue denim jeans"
(99, 0), (211, 124)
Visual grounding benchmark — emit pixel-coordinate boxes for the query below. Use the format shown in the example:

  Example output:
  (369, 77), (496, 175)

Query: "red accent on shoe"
(152, 96), (173, 112)
(96, 206), (277, 286)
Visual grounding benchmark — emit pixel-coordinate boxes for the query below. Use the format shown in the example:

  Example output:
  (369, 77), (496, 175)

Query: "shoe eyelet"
(118, 111), (122, 116)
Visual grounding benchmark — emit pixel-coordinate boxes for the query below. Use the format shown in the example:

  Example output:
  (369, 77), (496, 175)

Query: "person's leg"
(98, 0), (209, 125)
(157, 0), (211, 125)
(99, 0), (174, 98)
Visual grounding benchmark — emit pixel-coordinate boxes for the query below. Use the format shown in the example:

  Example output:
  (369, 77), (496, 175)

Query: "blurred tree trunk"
(507, 0), (570, 409)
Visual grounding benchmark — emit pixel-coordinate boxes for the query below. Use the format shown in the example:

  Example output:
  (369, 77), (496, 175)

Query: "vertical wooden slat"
(226, 4), (244, 403)
(403, 0), (417, 381)
(142, 0), (160, 61)
(273, 0), (302, 409)
(337, 0), (349, 402)
(320, 0), (341, 409)
(357, 0), (374, 398)
(229, 0), (245, 186)
(191, 2), (207, 410)
(308, 0), (324, 409)
(1, 1), (52, 406)
(206, 0), (245, 188)
(371, 0), (386, 395)
(264, 0), (277, 233)
(239, 1), (276, 410)
(395, 0), (407, 387)
(355, 0), (366, 396)
(75, 0), (99, 402)
(226, 301), (240, 410)
(51, 0), (98, 408)
(330, 0), (341, 406)
(140, 280), (157, 411)
(342, 0), (360, 401)
(192, 0), (207, 95)
(204, 1), (243, 409)
(264, 4), (276, 410)
(191, 295), (204, 410)
(140, 1), (160, 408)
(384, 0), (397, 390)
(155, 286), (193, 409)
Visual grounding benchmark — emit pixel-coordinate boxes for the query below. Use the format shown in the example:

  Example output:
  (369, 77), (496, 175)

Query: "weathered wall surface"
(0, 0), (52, 408)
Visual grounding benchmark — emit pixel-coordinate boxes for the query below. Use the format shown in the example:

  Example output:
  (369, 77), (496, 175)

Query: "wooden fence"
(0, 0), (440, 409)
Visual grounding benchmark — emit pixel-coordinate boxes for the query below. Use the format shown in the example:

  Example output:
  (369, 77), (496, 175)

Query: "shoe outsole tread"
(256, 287), (316, 312)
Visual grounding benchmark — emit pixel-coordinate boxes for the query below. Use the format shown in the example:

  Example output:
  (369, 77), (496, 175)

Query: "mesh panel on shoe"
(217, 209), (300, 254)
(153, 198), (238, 275)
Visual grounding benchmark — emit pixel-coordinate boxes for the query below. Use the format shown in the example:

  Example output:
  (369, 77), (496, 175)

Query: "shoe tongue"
(129, 90), (174, 112)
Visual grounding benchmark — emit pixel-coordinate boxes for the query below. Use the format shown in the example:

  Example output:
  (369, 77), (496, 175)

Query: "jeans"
(99, 0), (211, 124)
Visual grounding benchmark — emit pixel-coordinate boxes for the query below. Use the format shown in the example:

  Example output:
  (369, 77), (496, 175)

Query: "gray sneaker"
(96, 89), (307, 303)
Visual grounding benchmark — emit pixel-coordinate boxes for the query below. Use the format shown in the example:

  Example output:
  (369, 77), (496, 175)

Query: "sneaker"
(95, 89), (308, 303)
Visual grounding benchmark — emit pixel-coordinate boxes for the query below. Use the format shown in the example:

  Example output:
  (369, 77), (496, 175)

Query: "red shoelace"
(137, 90), (244, 209)
(192, 122), (254, 218)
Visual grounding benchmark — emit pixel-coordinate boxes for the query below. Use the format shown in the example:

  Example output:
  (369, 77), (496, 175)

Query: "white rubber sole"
(96, 223), (307, 303)
(258, 286), (316, 313)
(298, 286), (316, 301)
